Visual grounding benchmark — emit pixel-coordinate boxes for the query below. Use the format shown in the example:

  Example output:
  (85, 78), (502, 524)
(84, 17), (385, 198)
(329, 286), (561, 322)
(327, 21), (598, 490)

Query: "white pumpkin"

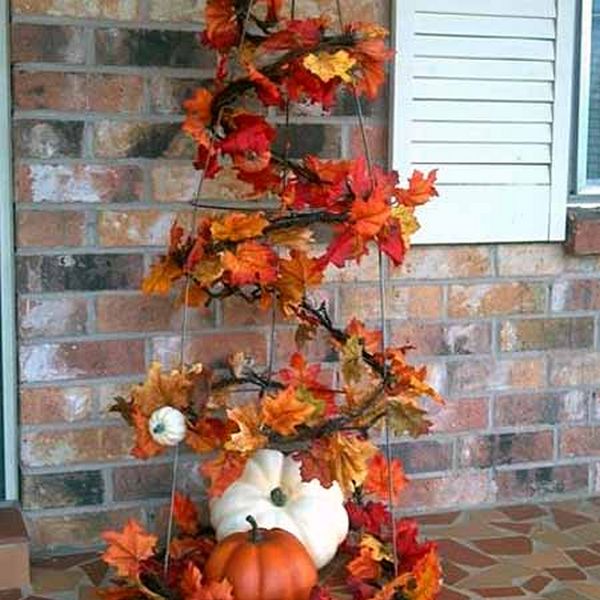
(210, 448), (349, 569)
(148, 406), (186, 446)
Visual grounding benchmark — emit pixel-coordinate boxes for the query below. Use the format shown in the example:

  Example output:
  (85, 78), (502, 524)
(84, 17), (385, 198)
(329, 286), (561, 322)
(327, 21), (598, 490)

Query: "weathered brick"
(391, 321), (491, 356)
(448, 282), (546, 318)
(19, 339), (145, 382)
(97, 381), (139, 419)
(11, 24), (86, 64)
(496, 465), (589, 501)
(458, 431), (554, 469)
(21, 426), (132, 467)
(29, 508), (142, 552)
(495, 391), (588, 427)
(566, 208), (600, 255)
(448, 357), (545, 396)
(497, 244), (566, 276)
(148, 0), (204, 21)
(349, 124), (387, 163)
(13, 71), (144, 112)
(153, 331), (267, 369)
(16, 163), (144, 204)
(17, 253), (143, 293)
(16, 210), (86, 247)
(13, 0), (139, 19)
(20, 385), (93, 424)
(324, 250), (380, 282)
(561, 426), (600, 458)
(392, 246), (492, 280)
(499, 317), (594, 352)
(430, 397), (489, 433)
(552, 279), (600, 312)
(391, 439), (453, 474)
(13, 120), (84, 158)
(22, 471), (104, 510)
(96, 293), (213, 333)
(222, 295), (285, 327)
(95, 28), (214, 67)
(274, 124), (342, 158)
(339, 284), (443, 321)
(19, 297), (88, 338)
(550, 353), (600, 386)
(149, 76), (208, 114)
(92, 120), (190, 159)
(397, 471), (496, 511)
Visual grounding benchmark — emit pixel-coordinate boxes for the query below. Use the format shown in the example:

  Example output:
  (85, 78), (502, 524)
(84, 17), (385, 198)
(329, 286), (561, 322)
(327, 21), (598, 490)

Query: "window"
(391, 0), (577, 244)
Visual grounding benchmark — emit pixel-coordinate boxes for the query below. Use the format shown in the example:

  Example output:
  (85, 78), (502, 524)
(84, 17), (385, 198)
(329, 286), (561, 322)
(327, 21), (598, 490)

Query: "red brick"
(448, 282), (546, 318)
(566, 208), (600, 255)
(152, 331), (267, 369)
(96, 293), (213, 333)
(496, 465), (589, 501)
(349, 124), (387, 163)
(147, 0), (207, 22)
(16, 210), (86, 247)
(13, 71), (144, 112)
(13, 0), (139, 19)
(430, 397), (489, 433)
(552, 279), (600, 311)
(11, 24), (86, 63)
(274, 328), (336, 366)
(561, 426), (600, 458)
(97, 381), (139, 419)
(222, 295), (286, 327)
(19, 339), (145, 382)
(14, 119), (83, 158)
(550, 353), (600, 386)
(392, 439), (453, 474)
(16, 163), (144, 204)
(21, 426), (132, 467)
(498, 244), (566, 276)
(458, 431), (554, 468)
(495, 391), (588, 427)
(499, 317), (594, 352)
(391, 246), (492, 280)
(20, 385), (93, 424)
(19, 297), (88, 338)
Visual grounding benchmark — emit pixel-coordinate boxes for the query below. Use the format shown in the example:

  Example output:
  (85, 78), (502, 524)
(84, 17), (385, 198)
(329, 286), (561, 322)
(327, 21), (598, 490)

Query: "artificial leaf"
(360, 533), (392, 562)
(310, 587), (336, 600)
(142, 258), (183, 296)
(102, 520), (157, 580)
(180, 561), (203, 598)
(261, 17), (326, 51)
(350, 191), (391, 239)
(169, 536), (215, 563)
(210, 212), (269, 242)
(404, 548), (442, 600)
(276, 250), (324, 313)
(346, 546), (381, 581)
(203, 0), (240, 51)
(222, 241), (278, 286)
(346, 318), (382, 354)
(303, 50), (356, 83)
(186, 417), (231, 453)
(396, 170), (438, 207)
(294, 440), (335, 488)
(345, 500), (391, 537)
(266, 226), (314, 251)
(131, 407), (164, 460)
(387, 398), (433, 439)
(183, 88), (214, 143)
(340, 335), (365, 384)
(109, 396), (134, 425)
(192, 256), (224, 288)
(247, 64), (282, 106)
(198, 579), (235, 600)
(262, 386), (315, 435)
(363, 452), (408, 504)
(225, 403), (267, 453)
(326, 433), (377, 493)
(200, 451), (248, 498)
(173, 492), (199, 536)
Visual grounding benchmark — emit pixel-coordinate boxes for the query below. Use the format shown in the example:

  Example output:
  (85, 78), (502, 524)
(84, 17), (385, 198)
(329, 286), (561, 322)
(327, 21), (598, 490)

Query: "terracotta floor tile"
(470, 586), (526, 597)
(565, 549), (600, 568)
(489, 522), (534, 535)
(566, 581), (600, 599)
(0, 590), (22, 600)
(551, 509), (594, 531)
(500, 505), (548, 522)
(436, 539), (497, 568)
(457, 563), (536, 588)
(522, 574), (553, 593)
(442, 561), (470, 586)
(565, 522), (600, 545)
(416, 511), (462, 526)
(511, 548), (573, 569)
(439, 588), (472, 600)
(546, 567), (588, 581)
(586, 542), (600, 554)
(473, 536), (532, 557)
(542, 589), (592, 600)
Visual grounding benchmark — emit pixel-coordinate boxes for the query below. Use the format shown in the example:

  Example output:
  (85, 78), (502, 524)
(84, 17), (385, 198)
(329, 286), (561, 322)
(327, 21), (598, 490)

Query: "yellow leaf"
(225, 404), (267, 454)
(303, 50), (357, 83)
(261, 386), (315, 436)
(360, 533), (393, 563)
(326, 432), (377, 493)
(210, 212), (269, 242)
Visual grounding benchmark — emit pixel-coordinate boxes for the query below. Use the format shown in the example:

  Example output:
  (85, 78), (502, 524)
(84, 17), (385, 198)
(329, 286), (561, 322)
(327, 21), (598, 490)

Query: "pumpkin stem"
(246, 515), (262, 543)
(270, 487), (287, 507)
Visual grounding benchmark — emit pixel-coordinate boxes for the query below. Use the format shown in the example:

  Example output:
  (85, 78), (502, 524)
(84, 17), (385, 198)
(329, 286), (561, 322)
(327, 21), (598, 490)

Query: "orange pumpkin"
(205, 515), (318, 600)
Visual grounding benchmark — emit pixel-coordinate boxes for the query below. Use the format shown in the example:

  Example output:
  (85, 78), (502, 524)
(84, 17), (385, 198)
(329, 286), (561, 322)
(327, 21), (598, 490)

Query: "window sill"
(566, 207), (600, 255)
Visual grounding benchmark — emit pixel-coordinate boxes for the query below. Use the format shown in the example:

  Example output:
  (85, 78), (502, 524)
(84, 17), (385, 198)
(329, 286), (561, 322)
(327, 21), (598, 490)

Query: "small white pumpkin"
(148, 406), (186, 446)
(210, 448), (349, 569)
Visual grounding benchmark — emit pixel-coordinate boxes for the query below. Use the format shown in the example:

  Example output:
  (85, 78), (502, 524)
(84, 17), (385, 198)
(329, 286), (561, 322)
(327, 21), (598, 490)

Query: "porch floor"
(11, 496), (600, 600)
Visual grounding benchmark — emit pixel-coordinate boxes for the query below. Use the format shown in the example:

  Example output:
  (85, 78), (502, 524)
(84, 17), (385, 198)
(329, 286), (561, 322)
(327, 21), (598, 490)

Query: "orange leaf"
(396, 170), (438, 207)
(350, 190), (391, 239)
(276, 250), (324, 312)
(142, 258), (183, 296)
(186, 417), (232, 454)
(101, 520), (157, 579)
(261, 386), (315, 436)
(210, 212), (269, 242)
(225, 403), (267, 453)
(346, 546), (381, 581)
(131, 407), (164, 460)
(363, 452), (408, 504)
(221, 241), (278, 286)
(183, 88), (214, 143)
(346, 318), (382, 354)
(180, 562), (203, 597)
(200, 451), (248, 498)
(173, 492), (199, 536)
(97, 587), (144, 600)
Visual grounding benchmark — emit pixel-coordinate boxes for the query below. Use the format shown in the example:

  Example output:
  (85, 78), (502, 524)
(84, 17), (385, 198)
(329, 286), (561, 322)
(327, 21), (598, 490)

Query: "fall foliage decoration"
(101, 0), (443, 598)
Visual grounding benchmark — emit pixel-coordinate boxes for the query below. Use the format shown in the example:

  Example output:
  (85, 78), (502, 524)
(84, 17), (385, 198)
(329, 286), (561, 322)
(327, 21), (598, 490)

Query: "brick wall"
(11, 0), (600, 553)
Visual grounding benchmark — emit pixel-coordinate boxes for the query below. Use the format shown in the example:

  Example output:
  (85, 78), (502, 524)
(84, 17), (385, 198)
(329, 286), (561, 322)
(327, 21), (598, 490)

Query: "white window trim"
(1, 0), (18, 501)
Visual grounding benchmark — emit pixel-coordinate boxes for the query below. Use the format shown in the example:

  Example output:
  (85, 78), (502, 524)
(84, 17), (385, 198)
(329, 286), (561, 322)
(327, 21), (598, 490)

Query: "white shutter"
(390, 0), (576, 244)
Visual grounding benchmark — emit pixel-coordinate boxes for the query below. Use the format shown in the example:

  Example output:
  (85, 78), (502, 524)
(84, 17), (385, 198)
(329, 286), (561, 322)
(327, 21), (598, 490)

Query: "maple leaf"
(276, 250), (324, 313)
(345, 500), (391, 538)
(142, 258), (183, 295)
(261, 17), (327, 51)
(131, 407), (164, 460)
(170, 536), (216, 563)
(387, 398), (433, 439)
(266, 227), (314, 251)
(262, 386), (315, 436)
(183, 88), (214, 143)
(225, 404), (267, 453)
(180, 562), (203, 598)
(294, 440), (335, 488)
(303, 50), (356, 83)
(360, 533), (392, 563)
(326, 433), (377, 493)
(247, 64), (282, 106)
(210, 212), (269, 242)
(396, 170), (438, 207)
(340, 334), (365, 384)
(363, 452), (408, 505)
(192, 256), (224, 289)
(203, 0), (240, 51)
(404, 548), (442, 600)
(346, 546), (381, 581)
(347, 318), (382, 354)
(102, 520), (157, 580)
(200, 451), (248, 498)
(222, 241), (278, 286)
(350, 191), (391, 239)
(173, 492), (199, 536)
(186, 417), (231, 454)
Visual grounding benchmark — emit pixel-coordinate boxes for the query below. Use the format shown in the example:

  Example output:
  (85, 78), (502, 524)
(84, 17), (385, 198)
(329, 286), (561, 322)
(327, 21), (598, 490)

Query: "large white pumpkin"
(210, 449), (349, 569)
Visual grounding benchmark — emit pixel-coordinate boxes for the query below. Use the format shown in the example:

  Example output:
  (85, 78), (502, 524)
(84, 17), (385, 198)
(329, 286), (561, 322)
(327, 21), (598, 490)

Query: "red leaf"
(173, 492), (199, 536)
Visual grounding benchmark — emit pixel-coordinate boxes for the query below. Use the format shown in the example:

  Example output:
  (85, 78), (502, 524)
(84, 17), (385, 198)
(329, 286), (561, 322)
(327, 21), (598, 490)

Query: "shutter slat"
(412, 143), (550, 164)
(415, 0), (556, 18)
(415, 36), (555, 60)
(413, 122), (552, 144)
(413, 101), (553, 122)
(414, 80), (553, 101)
(414, 164), (550, 185)
(414, 58), (554, 80)
(415, 14), (555, 38)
